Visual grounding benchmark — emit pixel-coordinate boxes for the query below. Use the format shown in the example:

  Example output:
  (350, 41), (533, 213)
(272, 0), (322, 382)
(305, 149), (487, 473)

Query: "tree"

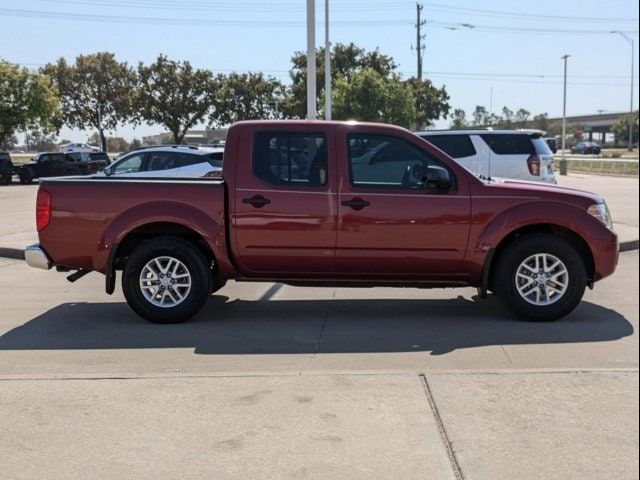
(42, 52), (137, 152)
(0, 134), (18, 151)
(472, 106), (489, 126)
(404, 77), (450, 129)
(210, 72), (284, 126)
(130, 138), (143, 149)
(0, 60), (59, 149)
(449, 109), (468, 129)
(281, 43), (397, 119)
(532, 113), (549, 132)
(612, 111), (639, 147)
(137, 55), (217, 144)
(514, 108), (530, 129)
(332, 68), (415, 128)
(26, 129), (58, 151)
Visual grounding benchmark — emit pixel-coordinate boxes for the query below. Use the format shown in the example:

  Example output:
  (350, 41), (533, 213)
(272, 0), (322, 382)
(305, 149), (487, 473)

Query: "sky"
(1, 0), (638, 142)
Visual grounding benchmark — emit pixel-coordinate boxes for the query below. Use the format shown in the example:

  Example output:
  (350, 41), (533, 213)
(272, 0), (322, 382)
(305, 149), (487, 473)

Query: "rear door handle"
(242, 195), (271, 207)
(341, 198), (370, 210)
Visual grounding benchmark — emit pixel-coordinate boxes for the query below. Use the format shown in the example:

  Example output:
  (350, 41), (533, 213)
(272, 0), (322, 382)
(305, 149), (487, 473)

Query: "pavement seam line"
(419, 373), (464, 480)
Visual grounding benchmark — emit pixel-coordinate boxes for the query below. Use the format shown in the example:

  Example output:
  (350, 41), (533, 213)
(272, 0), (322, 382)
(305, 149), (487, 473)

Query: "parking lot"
(0, 173), (638, 479)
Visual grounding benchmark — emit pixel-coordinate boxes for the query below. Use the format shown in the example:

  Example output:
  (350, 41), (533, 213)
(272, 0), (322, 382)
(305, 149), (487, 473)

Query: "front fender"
(465, 201), (615, 284)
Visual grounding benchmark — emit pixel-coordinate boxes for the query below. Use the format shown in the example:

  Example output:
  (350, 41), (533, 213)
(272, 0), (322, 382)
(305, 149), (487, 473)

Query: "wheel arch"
(485, 223), (595, 293)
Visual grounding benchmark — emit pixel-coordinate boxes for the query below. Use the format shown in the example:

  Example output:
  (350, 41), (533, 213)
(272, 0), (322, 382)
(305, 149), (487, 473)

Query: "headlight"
(587, 202), (613, 229)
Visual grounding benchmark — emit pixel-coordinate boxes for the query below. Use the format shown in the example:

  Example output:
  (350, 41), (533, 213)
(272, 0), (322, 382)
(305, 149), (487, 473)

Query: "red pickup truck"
(25, 120), (618, 324)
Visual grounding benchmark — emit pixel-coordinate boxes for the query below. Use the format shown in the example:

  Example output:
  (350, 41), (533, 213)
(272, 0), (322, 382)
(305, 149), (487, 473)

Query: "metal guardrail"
(554, 155), (639, 176)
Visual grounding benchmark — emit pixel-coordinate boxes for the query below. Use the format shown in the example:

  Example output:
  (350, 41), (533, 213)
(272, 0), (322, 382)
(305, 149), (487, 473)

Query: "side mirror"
(423, 165), (452, 190)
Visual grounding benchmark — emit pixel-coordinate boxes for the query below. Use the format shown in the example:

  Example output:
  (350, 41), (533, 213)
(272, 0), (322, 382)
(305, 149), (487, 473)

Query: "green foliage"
(210, 72), (284, 126)
(612, 111), (639, 146)
(137, 55), (216, 144)
(42, 52), (136, 152)
(472, 106), (489, 126)
(26, 129), (58, 151)
(130, 138), (142, 150)
(0, 60), (59, 148)
(332, 68), (415, 129)
(532, 113), (549, 131)
(404, 77), (450, 129)
(449, 109), (468, 129)
(282, 43), (397, 119)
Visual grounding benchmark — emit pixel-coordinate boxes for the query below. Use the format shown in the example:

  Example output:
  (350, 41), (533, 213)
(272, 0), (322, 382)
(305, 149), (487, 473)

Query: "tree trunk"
(173, 129), (183, 145)
(99, 128), (107, 152)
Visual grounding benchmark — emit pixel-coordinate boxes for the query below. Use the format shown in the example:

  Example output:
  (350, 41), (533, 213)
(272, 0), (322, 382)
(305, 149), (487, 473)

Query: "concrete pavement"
(0, 251), (637, 479)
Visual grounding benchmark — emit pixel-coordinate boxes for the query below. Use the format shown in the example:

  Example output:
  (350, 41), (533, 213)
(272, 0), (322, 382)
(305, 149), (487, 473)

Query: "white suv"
(416, 129), (556, 183)
(103, 145), (223, 178)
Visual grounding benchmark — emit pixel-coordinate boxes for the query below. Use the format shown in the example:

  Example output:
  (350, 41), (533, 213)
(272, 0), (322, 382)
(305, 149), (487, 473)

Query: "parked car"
(26, 120), (617, 324)
(59, 142), (100, 153)
(570, 142), (601, 155)
(0, 152), (14, 185)
(416, 129), (556, 183)
(102, 145), (223, 178)
(16, 152), (110, 184)
(545, 137), (558, 154)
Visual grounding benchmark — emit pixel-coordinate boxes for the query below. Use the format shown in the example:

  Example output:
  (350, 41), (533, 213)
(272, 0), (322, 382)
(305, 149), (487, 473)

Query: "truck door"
(335, 131), (471, 277)
(233, 128), (337, 275)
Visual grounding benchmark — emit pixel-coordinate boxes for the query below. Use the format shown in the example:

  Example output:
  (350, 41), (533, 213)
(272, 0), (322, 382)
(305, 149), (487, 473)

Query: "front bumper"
(25, 244), (52, 270)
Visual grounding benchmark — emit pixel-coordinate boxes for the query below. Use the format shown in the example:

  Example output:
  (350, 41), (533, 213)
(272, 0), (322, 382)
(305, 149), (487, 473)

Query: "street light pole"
(306, 0), (316, 119)
(612, 31), (635, 151)
(324, 0), (331, 120)
(560, 54), (570, 176)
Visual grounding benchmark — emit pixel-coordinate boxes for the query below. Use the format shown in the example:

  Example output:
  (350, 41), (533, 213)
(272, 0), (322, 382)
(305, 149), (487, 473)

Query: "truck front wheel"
(122, 237), (212, 323)
(494, 234), (587, 322)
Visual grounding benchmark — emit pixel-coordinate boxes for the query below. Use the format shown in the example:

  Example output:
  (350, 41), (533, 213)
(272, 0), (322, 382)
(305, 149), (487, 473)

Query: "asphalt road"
(0, 251), (637, 479)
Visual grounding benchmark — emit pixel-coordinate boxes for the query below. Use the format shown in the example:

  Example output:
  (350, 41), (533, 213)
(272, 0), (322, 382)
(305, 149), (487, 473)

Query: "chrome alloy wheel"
(139, 256), (192, 308)
(515, 253), (569, 306)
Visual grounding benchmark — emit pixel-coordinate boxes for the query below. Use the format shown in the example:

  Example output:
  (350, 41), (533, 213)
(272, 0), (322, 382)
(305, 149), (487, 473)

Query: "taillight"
(36, 189), (51, 231)
(527, 155), (541, 176)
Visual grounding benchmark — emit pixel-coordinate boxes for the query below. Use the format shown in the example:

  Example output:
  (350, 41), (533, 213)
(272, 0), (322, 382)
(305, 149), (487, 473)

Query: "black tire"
(0, 174), (11, 185)
(19, 170), (33, 185)
(494, 234), (587, 322)
(122, 236), (212, 324)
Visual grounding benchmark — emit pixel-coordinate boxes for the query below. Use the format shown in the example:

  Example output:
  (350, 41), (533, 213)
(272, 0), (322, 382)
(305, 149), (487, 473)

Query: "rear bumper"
(24, 244), (52, 270)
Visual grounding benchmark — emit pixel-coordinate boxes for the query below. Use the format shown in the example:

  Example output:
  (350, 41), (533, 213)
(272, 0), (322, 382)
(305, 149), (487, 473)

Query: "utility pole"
(324, 0), (331, 120)
(560, 54), (570, 176)
(414, 3), (426, 80)
(306, 0), (316, 119)
(612, 31), (635, 151)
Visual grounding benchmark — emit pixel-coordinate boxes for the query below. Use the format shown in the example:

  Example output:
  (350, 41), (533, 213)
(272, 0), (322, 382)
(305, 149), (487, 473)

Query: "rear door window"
(480, 134), (535, 155)
(422, 134), (476, 158)
(253, 132), (327, 187)
(208, 151), (223, 168)
(146, 152), (178, 171)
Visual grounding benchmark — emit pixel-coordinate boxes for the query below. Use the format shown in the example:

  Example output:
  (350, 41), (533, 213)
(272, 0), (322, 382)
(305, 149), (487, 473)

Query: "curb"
(0, 240), (638, 262)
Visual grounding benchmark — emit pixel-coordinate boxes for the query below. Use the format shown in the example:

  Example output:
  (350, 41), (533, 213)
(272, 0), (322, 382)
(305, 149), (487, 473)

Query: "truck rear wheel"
(494, 234), (587, 322)
(122, 237), (212, 324)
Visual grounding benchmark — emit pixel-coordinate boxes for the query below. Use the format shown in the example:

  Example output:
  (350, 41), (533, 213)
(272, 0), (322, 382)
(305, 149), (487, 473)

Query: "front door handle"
(341, 197), (370, 210)
(242, 195), (271, 207)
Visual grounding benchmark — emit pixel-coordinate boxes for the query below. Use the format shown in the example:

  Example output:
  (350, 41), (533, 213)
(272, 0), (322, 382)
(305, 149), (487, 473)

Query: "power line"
(1, 8), (638, 35)
(31, 0), (640, 24)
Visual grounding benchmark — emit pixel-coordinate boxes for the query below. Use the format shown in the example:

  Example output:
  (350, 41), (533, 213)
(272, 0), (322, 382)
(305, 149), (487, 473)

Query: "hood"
(484, 177), (604, 206)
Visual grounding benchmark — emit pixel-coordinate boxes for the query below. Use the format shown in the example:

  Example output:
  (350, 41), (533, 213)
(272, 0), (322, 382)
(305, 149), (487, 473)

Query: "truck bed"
(38, 177), (227, 274)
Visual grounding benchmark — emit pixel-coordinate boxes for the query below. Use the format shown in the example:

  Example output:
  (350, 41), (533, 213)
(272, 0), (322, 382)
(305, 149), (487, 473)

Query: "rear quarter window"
(421, 134), (476, 158)
(480, 134), (535, 155)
